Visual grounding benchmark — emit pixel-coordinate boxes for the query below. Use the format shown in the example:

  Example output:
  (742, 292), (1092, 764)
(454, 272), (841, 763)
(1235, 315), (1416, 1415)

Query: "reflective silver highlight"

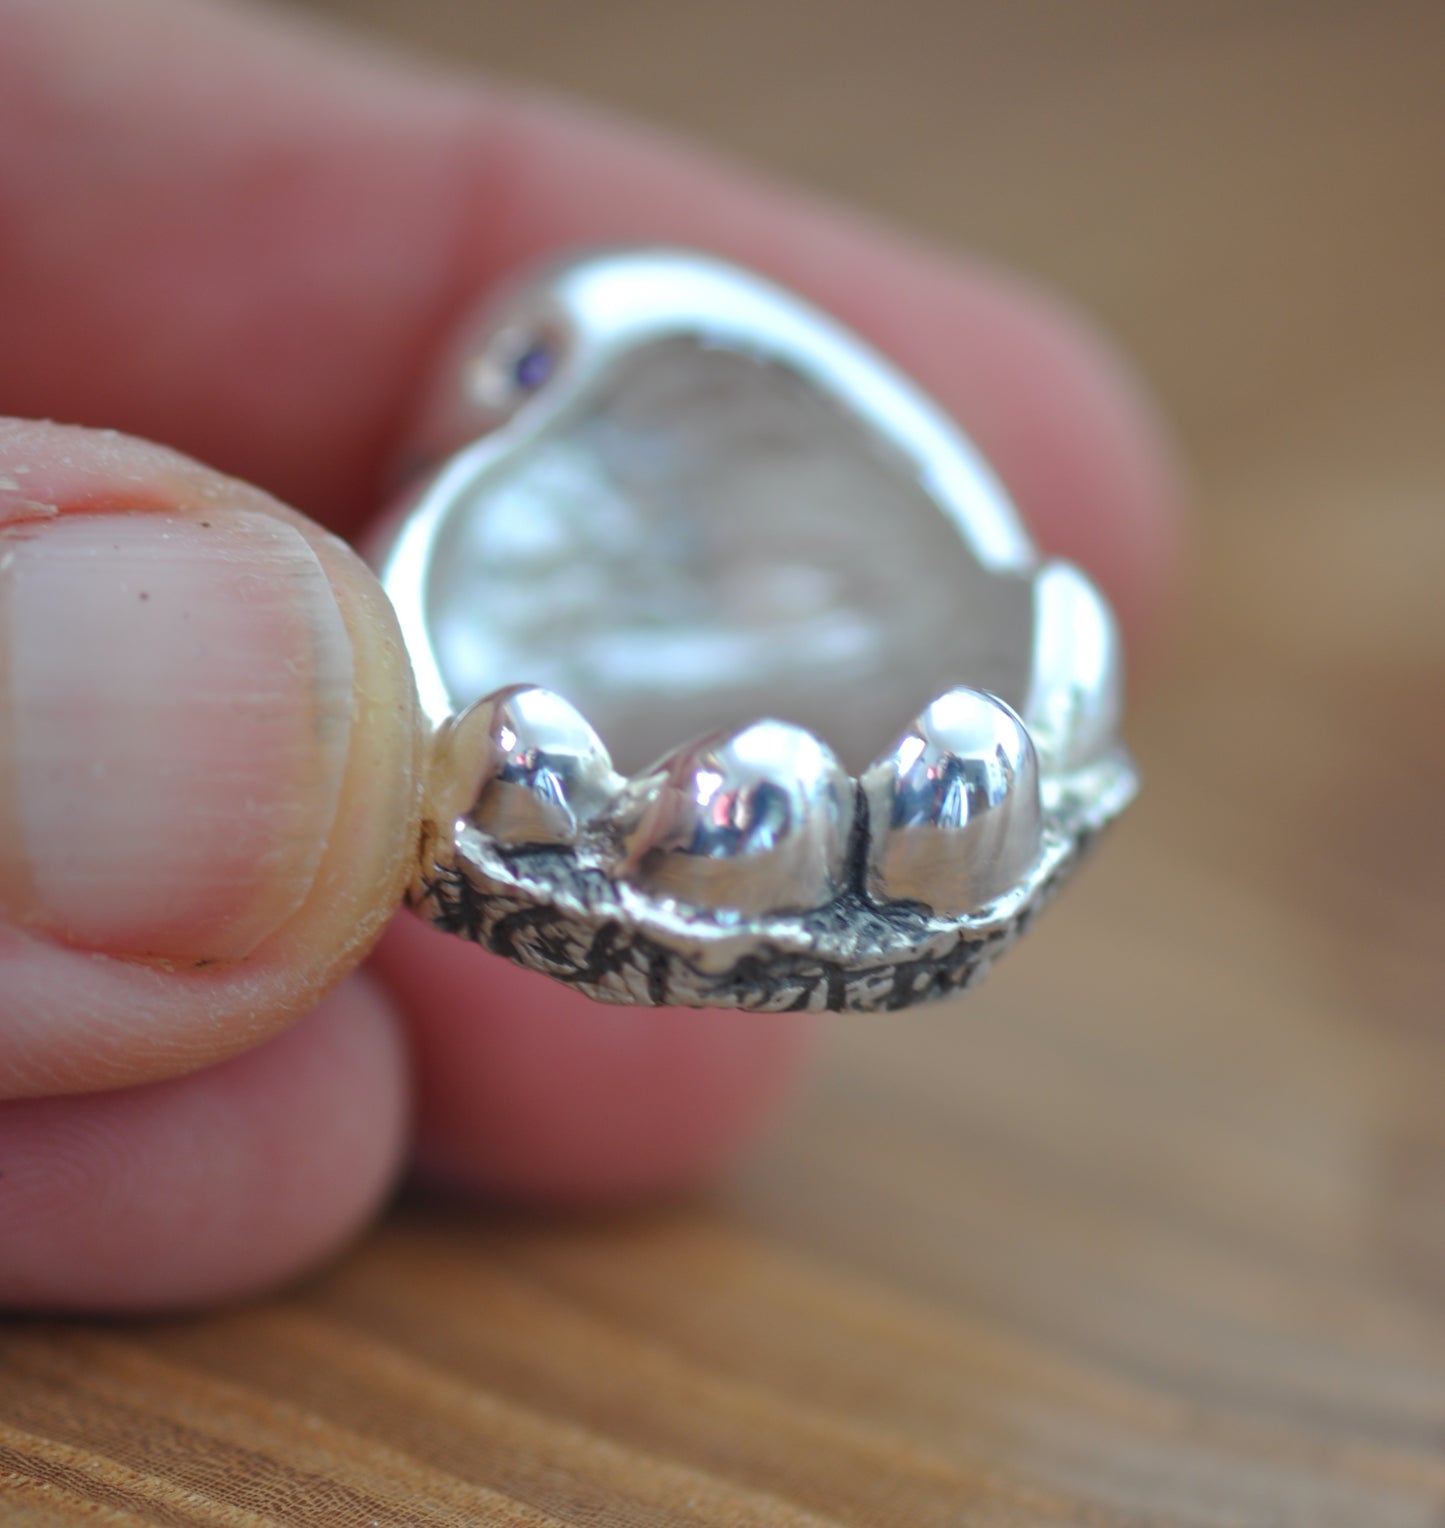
(614, 720), (855, 917)
(862, 689), (1042, 916)
(448, 685), (622, 847)
(1023, 561), (1123, 773)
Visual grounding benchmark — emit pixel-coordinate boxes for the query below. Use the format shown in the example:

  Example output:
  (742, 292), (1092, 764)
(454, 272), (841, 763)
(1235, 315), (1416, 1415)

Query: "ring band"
(378, 248), (1136, 1012)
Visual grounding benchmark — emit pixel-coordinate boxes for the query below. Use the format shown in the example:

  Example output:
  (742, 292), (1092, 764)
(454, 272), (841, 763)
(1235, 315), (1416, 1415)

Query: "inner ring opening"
(424, 336), (1034, 775)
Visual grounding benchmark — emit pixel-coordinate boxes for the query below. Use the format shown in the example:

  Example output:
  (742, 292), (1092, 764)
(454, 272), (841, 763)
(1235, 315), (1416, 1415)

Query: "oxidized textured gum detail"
(411, 752), (1137, 1013)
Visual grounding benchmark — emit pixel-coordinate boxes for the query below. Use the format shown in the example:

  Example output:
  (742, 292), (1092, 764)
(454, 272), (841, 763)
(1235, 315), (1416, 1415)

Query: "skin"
(0, 0), (1184, 1310)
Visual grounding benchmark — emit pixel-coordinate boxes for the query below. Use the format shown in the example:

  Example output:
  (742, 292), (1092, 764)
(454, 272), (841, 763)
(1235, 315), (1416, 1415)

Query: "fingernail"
(0, 511), (354, 962)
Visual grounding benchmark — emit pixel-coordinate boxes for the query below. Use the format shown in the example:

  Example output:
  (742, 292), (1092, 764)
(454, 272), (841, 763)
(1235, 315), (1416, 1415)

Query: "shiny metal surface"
(382, 249), (1035, 763)
(613, 720), (854, 917)
(380, 247), (1136, 1010)
(1023, 560), (1123, 774)
(862, 689), (1042, 916)
(443, 685), (622, 847)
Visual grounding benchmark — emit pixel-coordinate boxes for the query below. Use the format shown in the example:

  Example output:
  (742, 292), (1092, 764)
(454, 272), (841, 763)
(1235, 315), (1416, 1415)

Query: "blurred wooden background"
(6, 3), (1445, 1522)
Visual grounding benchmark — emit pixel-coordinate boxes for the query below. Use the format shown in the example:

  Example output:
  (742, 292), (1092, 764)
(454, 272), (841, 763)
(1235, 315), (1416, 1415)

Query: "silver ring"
(379, 248), (1136, 1012)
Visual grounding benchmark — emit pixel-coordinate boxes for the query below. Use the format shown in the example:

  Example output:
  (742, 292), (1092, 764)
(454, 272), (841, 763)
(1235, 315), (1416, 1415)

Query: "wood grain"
(5, 3), (1445, 1523)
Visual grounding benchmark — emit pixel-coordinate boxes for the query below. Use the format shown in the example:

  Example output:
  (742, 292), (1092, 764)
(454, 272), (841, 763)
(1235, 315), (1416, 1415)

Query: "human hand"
(0, 0), (1183, 1310)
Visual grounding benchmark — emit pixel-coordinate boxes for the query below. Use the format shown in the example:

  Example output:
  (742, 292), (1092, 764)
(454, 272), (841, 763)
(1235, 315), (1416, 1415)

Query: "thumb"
(0, 418), (424, 1097)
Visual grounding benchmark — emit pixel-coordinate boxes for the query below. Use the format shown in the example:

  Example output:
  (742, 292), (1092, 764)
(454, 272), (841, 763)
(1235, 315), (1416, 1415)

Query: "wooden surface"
(5, 3), (1445, 1522)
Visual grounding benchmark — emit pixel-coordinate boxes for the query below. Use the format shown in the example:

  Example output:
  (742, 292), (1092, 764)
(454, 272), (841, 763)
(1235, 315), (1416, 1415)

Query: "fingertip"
(374, 913), (812, 1205)
(0, 974), (410, 1312)
(0, 421), (425, 1098)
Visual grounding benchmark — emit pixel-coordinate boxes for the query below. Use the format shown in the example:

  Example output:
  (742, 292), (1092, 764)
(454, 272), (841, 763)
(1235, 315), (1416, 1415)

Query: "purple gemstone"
(513, 342), (555, 391)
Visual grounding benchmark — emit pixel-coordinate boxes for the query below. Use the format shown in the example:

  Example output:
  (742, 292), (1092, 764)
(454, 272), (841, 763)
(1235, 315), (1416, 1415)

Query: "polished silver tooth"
(445, 685), (623, 847)
(862, 688), (1041, 915)
(615, 719), (855, 917)
(1023, 560), (1123, 772)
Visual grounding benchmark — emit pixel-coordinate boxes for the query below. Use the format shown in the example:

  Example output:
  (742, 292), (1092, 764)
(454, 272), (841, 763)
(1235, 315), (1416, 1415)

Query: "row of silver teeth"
(441, 682), (1037, 918)
(433, 559), (1119, 921)
(441, 696), (1047, 924)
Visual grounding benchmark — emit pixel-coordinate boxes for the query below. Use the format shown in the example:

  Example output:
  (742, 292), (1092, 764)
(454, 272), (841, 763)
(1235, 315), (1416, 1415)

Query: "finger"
(0, 420), (424, 1097)
(0, 0), (1184, 635)
(0, 974), (408, 1311)
(1, 0), (1185, 1208)
(373, 917), (813, 1205)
